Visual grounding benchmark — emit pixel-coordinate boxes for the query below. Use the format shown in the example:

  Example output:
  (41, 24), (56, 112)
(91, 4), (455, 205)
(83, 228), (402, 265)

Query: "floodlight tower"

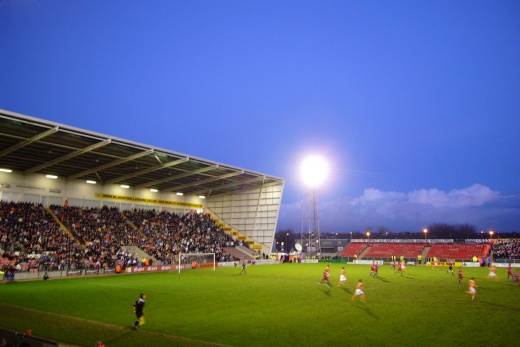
(300, 155), (329, 258)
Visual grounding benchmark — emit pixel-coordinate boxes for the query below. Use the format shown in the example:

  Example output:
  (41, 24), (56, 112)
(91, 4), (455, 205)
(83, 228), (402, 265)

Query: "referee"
(132, 293), (146, 330)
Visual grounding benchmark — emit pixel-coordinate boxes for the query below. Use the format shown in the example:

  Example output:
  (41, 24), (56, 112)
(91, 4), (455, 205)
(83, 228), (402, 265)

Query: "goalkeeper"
(132, 293), (146, 330)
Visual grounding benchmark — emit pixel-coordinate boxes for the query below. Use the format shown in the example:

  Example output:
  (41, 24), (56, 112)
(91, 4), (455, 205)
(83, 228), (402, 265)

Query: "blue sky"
(1, 1), (519, 233)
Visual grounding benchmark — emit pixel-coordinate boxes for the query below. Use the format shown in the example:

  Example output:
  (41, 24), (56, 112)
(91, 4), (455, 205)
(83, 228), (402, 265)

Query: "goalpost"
(178, 253), (216, 273)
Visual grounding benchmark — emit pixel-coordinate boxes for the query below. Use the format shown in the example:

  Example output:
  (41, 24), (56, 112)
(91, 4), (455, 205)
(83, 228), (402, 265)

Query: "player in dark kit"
(132, 293), (146, 330)
(446, 262), (454, 275)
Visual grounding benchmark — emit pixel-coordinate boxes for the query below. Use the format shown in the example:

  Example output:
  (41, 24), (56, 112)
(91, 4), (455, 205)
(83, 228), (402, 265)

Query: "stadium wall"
(205, 182), (284, 257)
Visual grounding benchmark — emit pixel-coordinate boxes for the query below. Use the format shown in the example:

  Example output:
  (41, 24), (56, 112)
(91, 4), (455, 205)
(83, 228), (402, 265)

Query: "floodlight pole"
(302, 188), (321, 258)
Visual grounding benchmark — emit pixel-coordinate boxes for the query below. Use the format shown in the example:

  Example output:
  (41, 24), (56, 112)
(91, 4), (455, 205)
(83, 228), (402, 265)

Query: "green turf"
(1, 263), (519, 347)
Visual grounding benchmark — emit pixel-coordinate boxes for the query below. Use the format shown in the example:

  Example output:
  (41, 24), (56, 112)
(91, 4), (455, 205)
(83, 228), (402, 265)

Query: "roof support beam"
(106, 157), (189, 185)
(192, 175), (265, 196)
(164, 170), (244, 193)
(68, 148), (154, 180)
(25, 139), (111, 174)
(0, 126), (59, 157)
(136, 164), (218, 189)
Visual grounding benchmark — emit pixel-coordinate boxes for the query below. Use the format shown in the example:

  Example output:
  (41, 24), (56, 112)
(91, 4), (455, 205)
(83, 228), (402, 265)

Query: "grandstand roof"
(0, 109), (284, 197)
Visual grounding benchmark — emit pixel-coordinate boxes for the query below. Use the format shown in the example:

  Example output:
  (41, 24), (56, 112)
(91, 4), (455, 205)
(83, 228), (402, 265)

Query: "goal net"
(178, 253), (216, 273)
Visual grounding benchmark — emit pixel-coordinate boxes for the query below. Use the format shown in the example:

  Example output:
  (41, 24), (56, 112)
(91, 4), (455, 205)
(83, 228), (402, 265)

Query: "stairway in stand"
(358, 246), (371, 259)
(224, 247), (255, 261)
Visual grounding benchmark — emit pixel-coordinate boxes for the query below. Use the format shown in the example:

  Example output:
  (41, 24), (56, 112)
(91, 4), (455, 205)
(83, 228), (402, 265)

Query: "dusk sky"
(1, 1), (519, 234)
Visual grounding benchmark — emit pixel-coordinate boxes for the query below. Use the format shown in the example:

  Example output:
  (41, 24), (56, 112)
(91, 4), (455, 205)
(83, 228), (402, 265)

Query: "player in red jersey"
(506, 263), (513, 281)
(458, 267), (463, 285)
(318, 265), (331, 287)
(514, 270), (520, 287)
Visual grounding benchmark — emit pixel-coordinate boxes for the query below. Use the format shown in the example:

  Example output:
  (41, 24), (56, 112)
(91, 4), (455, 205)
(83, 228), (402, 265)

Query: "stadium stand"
(3, 201), (518, 276)
(491, 239), (520, 259)
(122, 208), (237, 263)
(363, 243), (426, 259)
(425, 244), (486, 261)
(1, 201), (242, 273)
(340, 243), (368, 257)
(0, 201), (84, 272)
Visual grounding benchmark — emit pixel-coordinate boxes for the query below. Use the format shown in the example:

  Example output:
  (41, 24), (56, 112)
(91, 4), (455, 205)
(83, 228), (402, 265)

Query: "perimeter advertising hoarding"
(126, 265), (183, 273)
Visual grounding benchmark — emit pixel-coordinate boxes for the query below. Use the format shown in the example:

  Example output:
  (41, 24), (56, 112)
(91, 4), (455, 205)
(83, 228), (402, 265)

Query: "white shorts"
(340, 275), (347, 282)
(355, 289), (364, 296)
(488, 272), (497, 277)
(469, 287), (476, 294)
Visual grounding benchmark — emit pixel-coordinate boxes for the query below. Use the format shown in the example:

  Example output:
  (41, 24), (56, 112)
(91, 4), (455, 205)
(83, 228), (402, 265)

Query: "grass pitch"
(1, 263), (519, 347)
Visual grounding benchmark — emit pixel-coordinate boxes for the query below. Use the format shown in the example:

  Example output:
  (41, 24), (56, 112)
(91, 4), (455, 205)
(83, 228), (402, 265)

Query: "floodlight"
(300, 155), (329, 187)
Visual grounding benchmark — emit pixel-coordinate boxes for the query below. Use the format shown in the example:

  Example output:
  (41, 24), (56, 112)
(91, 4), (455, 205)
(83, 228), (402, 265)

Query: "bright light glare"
(300, 155), (329, 187)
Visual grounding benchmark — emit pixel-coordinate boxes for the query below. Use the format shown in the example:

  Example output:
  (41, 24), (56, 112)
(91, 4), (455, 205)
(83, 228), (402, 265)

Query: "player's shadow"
(351, 303), (380, 320)
(401, 274), (417, 280)
(319, 286), (332, 296)
(340, 287), (352, 294)
(374, 276), (390, 283)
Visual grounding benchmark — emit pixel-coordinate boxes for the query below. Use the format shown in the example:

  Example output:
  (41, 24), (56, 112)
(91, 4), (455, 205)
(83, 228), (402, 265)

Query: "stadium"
(1, 109), (519, 347)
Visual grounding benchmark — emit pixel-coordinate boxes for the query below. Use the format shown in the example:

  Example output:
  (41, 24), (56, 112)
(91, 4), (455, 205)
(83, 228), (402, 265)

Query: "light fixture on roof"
(46, 175), (58, 179)
(176, 192), (183, 196)
(198, 195), (206, 199)
(150, 188), (158, 193)
(0, 168), (12, 173)
(121, 184), (130, 189)
(86, 180), (96, 184)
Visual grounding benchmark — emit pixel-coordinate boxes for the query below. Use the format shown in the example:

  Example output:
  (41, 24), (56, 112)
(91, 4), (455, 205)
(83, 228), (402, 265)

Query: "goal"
(178, 253), (216, 273)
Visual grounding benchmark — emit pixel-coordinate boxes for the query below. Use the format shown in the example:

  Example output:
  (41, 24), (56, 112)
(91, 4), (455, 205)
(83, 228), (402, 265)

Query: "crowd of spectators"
(0, 201), (84, 273)
(1, 200), (244, 274)
(51, 204), (145, 269)
(123, 208), (238, 263)
(491, 239), (520, 259)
